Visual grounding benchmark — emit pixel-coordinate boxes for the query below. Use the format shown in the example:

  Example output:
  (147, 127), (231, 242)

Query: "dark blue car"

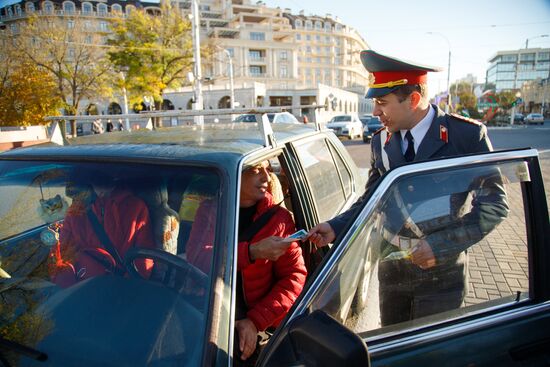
(362, 116), (383, 143)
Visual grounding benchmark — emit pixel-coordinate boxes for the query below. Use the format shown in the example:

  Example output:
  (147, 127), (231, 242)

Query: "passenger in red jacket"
(51, 176), (155, 287)
(187, 161), (307, 362)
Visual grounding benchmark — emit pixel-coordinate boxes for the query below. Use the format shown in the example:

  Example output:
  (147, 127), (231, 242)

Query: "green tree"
(16, 14), (113, 136)
(496, 90), (517, 110)
(451, 81), (480, 118)
(108, 1), (198, 121)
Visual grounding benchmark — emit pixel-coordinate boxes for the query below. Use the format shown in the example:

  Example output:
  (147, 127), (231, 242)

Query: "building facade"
(1, 0), (372, 121)
(486, 48), (550, 91)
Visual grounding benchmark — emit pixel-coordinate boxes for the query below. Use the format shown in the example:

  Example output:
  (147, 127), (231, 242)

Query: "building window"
(68, 48), (75, 58)
(249, 66), (263, 76)
(280, 65), (288, 78)
(280, 50), (288, 60)
(63, 1), (75, 14)
(67, 19), (74, 28)
(335, 23), (342, 31)
(538, 52), (550, 61)
(26, 2), (35, 12)
(14, 4), (22, 15)
(85, 35), (92, 44)
(316, 35), (320, 41)
(250, 32), (265, 41)
(99, 21), (108, 31)
(249, 49), (264, 60)
(295, 19), (302, 28)
(306, 34), (311, 41)
(82, 2), (92, 14)
(296, 34), (301, 41)
(112, 4), (122, 13)
(97, 3), (107, 15)
(126, 5), (135, 14)
(305, 20), (312, 30)
(43, 1), (54, 13)
(10, 23), (18, 33)
(315, 21), (322, 30)
(325, 23), (331, 31)
(225, 48), (234, 57)
(306, 46), (311, 53)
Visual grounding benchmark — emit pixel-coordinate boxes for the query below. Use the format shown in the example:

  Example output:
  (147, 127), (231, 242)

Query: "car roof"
(0, 123), (318, 165)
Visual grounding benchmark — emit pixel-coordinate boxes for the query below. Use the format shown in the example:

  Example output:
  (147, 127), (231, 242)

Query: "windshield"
(331, 116), (352, 122)
(0, 160), (220, 366)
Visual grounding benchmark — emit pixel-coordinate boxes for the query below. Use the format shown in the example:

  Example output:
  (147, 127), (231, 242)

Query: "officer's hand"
(235, 318), (258, 361)
(249, 236), (292, 262)
(306, 222), (335, 248)
(410, 240), (436, 269)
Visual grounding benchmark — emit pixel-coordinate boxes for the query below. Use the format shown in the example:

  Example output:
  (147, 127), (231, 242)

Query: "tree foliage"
(16, 14), (113, 135)
(108, 1), (197, 109)
(0, 61), (62, 126)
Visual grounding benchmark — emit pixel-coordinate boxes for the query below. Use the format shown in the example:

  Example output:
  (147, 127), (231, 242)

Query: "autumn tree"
(108, 1), (204, 120)
(451, 81), (481, 118)
(16, 14), (113, 136)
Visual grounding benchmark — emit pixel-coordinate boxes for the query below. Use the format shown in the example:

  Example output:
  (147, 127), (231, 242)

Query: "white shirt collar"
(400, 105), (435, 153)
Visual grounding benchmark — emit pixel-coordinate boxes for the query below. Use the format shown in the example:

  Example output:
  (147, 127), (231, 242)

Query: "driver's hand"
(306, 222), (335, 248)
(235, 318), (258, 360)
(249, 236), (292, 262)
(410, 240), (436, 269)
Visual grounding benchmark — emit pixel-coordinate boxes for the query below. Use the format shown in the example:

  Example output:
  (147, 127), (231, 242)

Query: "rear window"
(0, 160), (220, 366)
(331, 116), (352, 122)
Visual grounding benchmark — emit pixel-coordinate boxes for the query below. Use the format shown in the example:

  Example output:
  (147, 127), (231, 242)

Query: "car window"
(331, 116), (351, 122)
(293, 138), (347, 222)
(328, 143), (352, 198)
(307, 159), (529, 338)
(0, 160), (220, 366)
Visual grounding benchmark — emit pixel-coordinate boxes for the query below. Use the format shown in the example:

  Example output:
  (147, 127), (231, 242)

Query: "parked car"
(514, 113), (525, 124)
(233, 112), (300, 124)
(525, 113), (544, 125)
(1, 117), (548, 366)
(362, 116), (383, 143)
(359, 114), (373, 125)
(326, 114), (363, 139)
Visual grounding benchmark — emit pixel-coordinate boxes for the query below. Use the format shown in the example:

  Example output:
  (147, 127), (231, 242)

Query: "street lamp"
(218, 47), (235, 109)
(427, 32), (451, 113)
(118, 66), (130, 131)
(190, 0), (204, 124)
(525, 34), (548, 49)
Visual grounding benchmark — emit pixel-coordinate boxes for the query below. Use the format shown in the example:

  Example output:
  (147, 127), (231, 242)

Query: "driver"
(49, 172), (155, 287)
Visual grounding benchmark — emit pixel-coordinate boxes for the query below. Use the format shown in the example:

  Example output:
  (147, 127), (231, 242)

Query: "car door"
(259, 148), (550, 367)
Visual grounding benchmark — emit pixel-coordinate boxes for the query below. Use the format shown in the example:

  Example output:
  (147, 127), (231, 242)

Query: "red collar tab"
(439, 125), (448, 143)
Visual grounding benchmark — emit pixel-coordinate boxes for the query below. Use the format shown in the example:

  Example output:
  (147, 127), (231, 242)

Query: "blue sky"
(265, 0), (550, 95)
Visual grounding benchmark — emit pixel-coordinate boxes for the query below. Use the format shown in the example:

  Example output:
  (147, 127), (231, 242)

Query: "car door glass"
(308, 160), (530, 337)
(293, 138), (346, 222)
(328, 144), (352, 198)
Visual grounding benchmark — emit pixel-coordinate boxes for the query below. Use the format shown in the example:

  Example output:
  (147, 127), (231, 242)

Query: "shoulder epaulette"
(373, 127), (386, 135)
(450, 113), (482, 126)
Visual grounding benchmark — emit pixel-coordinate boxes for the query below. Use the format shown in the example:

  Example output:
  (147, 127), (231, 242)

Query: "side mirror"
(258, 310), (370, 367)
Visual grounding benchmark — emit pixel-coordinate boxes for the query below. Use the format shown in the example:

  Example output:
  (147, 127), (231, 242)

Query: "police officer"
(307, 50), (509, 326)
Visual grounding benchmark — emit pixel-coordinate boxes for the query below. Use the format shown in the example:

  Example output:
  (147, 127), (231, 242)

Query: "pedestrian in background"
(106, 119), (114, 133)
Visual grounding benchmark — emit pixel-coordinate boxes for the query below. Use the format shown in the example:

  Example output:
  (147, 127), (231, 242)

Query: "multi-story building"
(1, 0), (372, 120)
(486, 48), (550, 91)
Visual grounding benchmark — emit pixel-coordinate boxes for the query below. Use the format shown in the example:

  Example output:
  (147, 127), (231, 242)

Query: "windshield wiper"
(0, 336), (47, 366)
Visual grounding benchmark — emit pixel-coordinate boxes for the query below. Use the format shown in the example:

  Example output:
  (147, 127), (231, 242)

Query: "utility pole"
(191, 0), (203, 124)
(427, 32), (451, 113)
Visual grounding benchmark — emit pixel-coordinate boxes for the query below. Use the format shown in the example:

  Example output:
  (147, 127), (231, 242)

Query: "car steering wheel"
(124, 247), (208, 289)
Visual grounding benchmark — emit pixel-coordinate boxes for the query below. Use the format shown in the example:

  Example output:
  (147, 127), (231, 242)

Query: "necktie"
(404, 131), (415, 162)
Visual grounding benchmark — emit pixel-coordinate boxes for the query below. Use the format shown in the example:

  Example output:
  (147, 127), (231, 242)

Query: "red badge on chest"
(439, 125), (448, 143)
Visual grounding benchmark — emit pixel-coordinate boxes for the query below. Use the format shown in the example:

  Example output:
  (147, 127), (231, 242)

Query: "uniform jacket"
(187, 192), (307, 331)
(54, 188), (155, 284)
(329, 105), (509, 270)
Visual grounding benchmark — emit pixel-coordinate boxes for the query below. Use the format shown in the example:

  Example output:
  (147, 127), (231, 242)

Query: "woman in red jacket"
(187, 161), (307, 362)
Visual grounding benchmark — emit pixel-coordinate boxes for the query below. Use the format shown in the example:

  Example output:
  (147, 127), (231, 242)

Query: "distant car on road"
(233, 112), (300, 124)
(514, 113), (525, 124)
(525, 113), (544, 125)
(362, 117), (383, 143)
(359, 114), (373, 125)
(326, 114), (363, 139)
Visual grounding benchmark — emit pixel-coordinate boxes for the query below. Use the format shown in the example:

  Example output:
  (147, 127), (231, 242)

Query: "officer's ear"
(409, 91), (422, 109)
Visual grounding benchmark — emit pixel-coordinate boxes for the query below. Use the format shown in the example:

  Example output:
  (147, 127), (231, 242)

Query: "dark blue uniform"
(328, 105), (509, 325)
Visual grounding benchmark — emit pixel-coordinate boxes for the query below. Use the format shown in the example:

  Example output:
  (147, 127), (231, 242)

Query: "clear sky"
(265, 0), (550, 96)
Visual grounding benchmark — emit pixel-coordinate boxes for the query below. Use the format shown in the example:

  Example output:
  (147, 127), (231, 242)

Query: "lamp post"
(118, 67), (130, 131)
(219, 48), (235, 109)
(525, 34), (548, 49)
(427, 32), (451, 113)
(190, 0), (204, 124)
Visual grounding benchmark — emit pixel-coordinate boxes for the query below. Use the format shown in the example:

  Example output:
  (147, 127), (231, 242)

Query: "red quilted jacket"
(187, 192), (307, 331)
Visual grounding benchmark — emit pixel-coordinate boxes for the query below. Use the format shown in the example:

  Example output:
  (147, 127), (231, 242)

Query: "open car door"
(259, 148), (550, 367)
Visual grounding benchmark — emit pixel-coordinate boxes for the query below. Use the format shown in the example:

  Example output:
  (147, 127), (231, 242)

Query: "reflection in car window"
(0, 160), (220, 366)
(294, 139), (346, 222)
(328, 143), (352, 198)
(309, 160), (528, 337)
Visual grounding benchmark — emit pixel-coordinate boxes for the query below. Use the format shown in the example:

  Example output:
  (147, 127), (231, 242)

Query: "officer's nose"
(373, 105), (382, 117)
